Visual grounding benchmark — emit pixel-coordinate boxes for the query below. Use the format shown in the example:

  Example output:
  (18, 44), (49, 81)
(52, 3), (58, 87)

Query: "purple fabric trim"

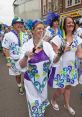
(28, 50), (49, 63)
(48, 67), (56, 87)
(24, 71), (31, 81)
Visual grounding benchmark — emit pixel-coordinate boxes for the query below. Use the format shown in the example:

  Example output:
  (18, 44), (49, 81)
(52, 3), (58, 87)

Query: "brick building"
(41, 0), (82, 19)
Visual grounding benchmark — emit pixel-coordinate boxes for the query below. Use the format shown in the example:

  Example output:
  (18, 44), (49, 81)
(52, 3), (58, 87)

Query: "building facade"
(41, 0), (59, 18)
(61, 0), (82, 18)
(13, 0), (82, 20)
(41, 0), (82, 19)
(13, 0), (41, 20)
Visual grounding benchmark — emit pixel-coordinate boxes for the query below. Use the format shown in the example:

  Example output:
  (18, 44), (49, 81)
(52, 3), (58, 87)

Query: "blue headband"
(32, 19), (43, 28)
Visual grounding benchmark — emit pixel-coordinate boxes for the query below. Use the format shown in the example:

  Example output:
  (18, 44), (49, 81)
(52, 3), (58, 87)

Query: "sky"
(0, 0), (14, 25)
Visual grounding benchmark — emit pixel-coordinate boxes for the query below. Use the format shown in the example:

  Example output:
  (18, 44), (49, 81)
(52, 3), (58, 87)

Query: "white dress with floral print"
(49, 35), (82, 88)
(17, 38), (56, 117)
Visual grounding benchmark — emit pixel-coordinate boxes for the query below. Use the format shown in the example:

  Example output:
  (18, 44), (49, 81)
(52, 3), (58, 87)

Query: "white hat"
(79, 18), (82, 24)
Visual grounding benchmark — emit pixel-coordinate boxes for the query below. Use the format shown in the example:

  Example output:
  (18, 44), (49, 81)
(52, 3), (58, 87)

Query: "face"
(52, 21), (59, 29)
(13, 22), (24, 32)
(65, 17), (75, 33)
(19, 23), (25, 31)
(32, 23), (45, 39)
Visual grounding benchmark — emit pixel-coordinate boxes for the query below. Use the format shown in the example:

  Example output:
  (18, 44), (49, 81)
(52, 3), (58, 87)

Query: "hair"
(32, 22), (43, 30)
(63, 16), (76, 34)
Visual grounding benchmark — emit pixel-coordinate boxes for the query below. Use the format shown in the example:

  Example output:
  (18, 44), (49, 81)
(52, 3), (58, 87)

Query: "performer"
(2, 17), (25, 95)
(45, 11), (62, 37)
(49, 16), (82, 115)
(16, 20), (57, 117)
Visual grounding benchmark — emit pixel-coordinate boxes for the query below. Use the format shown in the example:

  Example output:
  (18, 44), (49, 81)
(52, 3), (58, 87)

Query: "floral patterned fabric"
(49, 35), (82, 88)
(24, 50), (51, 117)
(17, 38), (56, 117)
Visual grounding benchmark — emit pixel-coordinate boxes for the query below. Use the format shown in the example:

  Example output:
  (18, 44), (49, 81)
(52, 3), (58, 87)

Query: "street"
(0, 52), (82, 117)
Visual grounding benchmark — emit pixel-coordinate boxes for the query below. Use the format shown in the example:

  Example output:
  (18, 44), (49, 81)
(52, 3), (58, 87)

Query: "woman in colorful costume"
(16, 20), (57, 117)
(48, 16), (82, 115)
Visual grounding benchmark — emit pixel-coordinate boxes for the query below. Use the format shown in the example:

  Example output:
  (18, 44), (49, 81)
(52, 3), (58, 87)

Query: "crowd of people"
(1, 12), (82, 117)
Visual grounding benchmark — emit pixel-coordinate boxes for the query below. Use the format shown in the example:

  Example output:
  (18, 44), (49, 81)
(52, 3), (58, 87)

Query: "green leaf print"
(35, 74), (40, 79)
(42, 72), (46, 76)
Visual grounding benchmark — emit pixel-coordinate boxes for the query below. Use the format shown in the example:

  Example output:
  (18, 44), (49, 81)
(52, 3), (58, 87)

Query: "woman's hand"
(28, 51), (34, 58)
(64, 46), (71, 52)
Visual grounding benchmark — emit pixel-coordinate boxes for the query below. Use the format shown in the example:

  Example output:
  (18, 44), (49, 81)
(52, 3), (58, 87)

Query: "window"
(48, 2), (52, 11)
(75, 0), (81, 4)
(42, 0), (47, 15)
(68, 0), (72, 6)
(53, 0), (58, 11)
(65, 0), (81, 8)
(43, 5), (46, 15)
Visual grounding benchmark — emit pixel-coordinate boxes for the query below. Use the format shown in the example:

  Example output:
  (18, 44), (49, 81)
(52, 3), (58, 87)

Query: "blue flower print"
(58, 83), (64, 88)
(32, 106), (38, 113)
(68, 66), (72, 73)
(72, 39), (78, 48)
(54, 74), (61, 81)
(35, 100), (39, 107)
(28, 64), (38, 76)
(43, 62), (50, 73)
(67, 78), (70, 82)
(10, 43), (20, 55)
(63, 67), (68, 72)
(32, 69), (38, 74)
(34, 81), (41, 92)
(70, 79), (74, 84)
(73, 73), (78, 79)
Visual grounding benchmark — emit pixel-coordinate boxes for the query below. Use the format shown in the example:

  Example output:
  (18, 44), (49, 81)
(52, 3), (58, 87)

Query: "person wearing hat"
(16, 19), (57, 117)
(2, 17), (25, 95)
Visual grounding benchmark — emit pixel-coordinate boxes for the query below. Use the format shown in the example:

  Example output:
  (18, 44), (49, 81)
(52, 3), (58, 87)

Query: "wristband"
(6, 57), (11, 63)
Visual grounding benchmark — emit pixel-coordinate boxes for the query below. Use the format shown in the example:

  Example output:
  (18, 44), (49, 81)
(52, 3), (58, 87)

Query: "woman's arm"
(76, 44), (82, 59)
(51, 42), (59, 54)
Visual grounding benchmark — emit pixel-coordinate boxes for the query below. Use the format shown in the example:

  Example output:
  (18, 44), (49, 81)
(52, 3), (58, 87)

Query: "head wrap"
(45, 11), (60, 26)
(12, 17), (24, 26)
(32, 19), (43, 29)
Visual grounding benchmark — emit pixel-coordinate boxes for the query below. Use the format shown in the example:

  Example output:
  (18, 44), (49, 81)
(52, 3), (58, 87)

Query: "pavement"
(0, 52), (82, 117)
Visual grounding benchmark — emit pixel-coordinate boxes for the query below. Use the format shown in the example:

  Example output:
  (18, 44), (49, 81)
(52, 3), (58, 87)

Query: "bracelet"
(6, 57), (11, 63)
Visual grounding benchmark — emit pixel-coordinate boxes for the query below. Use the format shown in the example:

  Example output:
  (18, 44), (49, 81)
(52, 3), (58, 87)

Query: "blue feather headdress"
(45, 11), (60, 26)
(24, 19), (33, 30)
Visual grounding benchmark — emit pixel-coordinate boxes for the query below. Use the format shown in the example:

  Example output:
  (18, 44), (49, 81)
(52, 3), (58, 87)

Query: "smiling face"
(32, 23), (45, 40)
(63, 17), (75, 34)
(52, 20), (59, 29)
(13, 22), (24, 33)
